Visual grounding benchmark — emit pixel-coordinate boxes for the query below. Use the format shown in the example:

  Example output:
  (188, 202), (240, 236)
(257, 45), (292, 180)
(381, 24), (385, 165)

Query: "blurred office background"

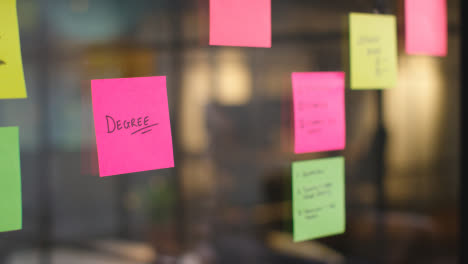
(0, 0), (460, 263)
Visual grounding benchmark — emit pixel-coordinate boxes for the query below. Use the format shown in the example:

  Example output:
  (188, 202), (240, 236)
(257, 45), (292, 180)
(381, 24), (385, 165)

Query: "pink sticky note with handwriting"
(292, 72), (346, 154)
(405, 0), (447, 56)
(209, 0), (271, 48)
(91, 76), (174, 177)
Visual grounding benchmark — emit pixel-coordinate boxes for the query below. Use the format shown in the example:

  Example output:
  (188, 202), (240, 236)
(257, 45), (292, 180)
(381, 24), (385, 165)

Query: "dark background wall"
(0, 0), (460, 263)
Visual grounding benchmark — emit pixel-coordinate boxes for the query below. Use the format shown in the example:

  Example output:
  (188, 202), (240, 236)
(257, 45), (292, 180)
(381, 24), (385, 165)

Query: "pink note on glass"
(91, 76), (174, 177)
(292, 72), (346, 154)
(405, 0), (447, 56)
(209, 0), (271, 48)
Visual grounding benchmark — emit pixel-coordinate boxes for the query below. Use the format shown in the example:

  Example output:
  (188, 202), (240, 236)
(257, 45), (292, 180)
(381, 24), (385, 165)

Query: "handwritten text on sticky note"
(0, 0), (27, 99)
(292, 72), (346, 154)
(91, 76), (174, 177)
(405, 0), (447, 56)
(210, 0), (271, 47)
(0, 127), (23, 233)
(292, 157), (345, 242)
(350, 13), (398, 89)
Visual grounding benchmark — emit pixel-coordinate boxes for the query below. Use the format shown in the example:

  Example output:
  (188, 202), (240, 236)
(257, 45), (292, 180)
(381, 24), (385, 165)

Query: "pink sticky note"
(91, 76), (174, 177)
(292, 72), (346, 154)
(209, 0), (271, 48)
(405, 0), (447, 56)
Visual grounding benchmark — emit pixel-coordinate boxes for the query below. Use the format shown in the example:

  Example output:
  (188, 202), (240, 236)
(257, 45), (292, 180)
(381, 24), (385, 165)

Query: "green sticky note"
(0, 0), (27, 99)
(349, 13), (398, 89)
(292, 157), (345, 242)
(0, 127), (22, 232)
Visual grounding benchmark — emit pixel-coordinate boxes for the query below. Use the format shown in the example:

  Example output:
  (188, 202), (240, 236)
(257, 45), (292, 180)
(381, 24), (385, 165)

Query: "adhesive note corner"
(292, 72), (346, 154)
(0, 0), (27, 99)
(0, 126), (23, 233)
(349, 13), (398, 89)
(405, 0), (447, 56)
(292, 157), (345, 242)
(209, 0), (271, 48)
(91, 76), (174, 177)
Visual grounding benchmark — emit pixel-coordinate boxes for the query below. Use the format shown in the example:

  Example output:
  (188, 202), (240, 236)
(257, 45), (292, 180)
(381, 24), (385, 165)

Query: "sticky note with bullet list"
(292, 157), (345, 242)
(0, 127), (23, 233)
(405, 0), (447, 56)
(209, 0), (271, 48)
(0, 0), (27, 99)
(91, 76), (174, 177)
(349, 13), (398, 89)
(292, 72), (346, 154)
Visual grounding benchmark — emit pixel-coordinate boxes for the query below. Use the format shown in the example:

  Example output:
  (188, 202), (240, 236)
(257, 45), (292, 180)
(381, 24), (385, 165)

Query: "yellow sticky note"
(349, 13), (398, 89)
(0, 0), (27, 99)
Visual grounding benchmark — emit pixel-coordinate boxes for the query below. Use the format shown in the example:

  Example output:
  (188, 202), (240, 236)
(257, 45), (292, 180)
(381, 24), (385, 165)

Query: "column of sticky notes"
(0, 0), (25, 233)
(289, 0), (446, 242)
(291, 72), (347, 242)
